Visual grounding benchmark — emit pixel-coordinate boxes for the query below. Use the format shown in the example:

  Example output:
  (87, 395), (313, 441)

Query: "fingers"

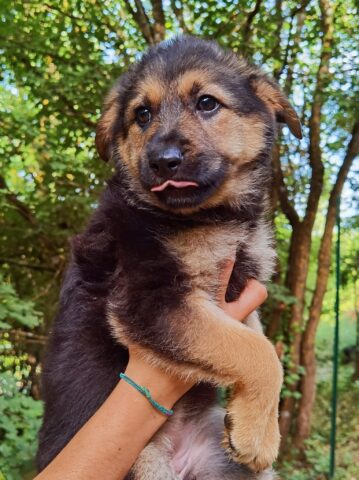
(216, 259), (235, 304)
(224, 280), (268, 322)
(216, 259), (267, 322)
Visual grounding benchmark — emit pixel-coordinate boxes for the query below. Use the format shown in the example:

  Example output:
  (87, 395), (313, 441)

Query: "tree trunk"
(295, 120), (359, 448)
(277, 0), (334, 448)
(279, 223), (313, 444)
(266, 307), (284, 340)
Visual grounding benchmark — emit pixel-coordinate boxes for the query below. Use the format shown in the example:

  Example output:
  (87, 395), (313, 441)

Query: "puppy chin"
(139, 162), (229, 211)
(153, 184), (215, 210)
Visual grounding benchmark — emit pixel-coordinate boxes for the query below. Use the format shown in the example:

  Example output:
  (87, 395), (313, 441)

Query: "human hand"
(217, 259), (268, 322)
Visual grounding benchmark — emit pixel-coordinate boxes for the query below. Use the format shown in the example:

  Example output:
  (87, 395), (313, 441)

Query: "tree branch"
(283, 12), (306, 94)
(150, 0), (166, 42)
(289, 0), (311, 17)
(328, 120), (359, 205)
(124, 0), (155, 44)
(272, 0), (309, 82)
(170, 0), (188, 32)
(242, 0), (263, 45)
(272, 144), (300, 226)
(5, 329), (47, 345)
(0, 175), (54, 253)
(0, 258), (55, 272)
(269, 0), (283, 72)
(304, 0), (335, 228)
(0, 175), (38, 227)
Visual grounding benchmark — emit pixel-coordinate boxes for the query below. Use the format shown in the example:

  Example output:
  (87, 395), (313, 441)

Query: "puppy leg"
(221, 310), (280, 471)
(141, 291), (282, 472)
(186, 293), (282, 472)
(129, 442), (179, 480)
(223, 386), (281, 472)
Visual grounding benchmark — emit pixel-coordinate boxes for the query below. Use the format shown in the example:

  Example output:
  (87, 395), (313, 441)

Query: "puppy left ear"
(95, 86), (119, 162)
(250, 75), (302, 139)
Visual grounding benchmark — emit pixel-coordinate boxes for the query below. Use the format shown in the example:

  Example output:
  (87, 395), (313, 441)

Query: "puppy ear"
(250, 75), (302, 139)
(95, 86), (120, 162)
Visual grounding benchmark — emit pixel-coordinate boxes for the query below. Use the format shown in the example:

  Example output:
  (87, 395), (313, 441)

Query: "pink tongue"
(151, 180), (199, 192)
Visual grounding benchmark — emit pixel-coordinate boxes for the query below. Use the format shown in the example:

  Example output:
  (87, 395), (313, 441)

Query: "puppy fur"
(37, 36), (301, 479)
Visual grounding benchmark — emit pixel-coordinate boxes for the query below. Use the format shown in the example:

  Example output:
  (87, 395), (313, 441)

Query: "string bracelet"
(119, 372), (174, 417)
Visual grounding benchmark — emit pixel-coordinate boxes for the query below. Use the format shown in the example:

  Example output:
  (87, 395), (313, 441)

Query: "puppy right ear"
(249, 74), (302, 139)
(95, 86), (119, 162)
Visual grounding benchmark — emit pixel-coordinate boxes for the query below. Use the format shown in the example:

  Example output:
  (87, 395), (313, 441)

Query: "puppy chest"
(166, 225), (243, 290)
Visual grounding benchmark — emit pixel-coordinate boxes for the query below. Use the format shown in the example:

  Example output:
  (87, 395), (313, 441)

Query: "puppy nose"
(149, 147), (183, 178)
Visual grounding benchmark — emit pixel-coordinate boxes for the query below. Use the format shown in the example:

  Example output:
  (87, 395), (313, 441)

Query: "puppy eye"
(135, 107), (151, 126)
(196, 95), (219, 113)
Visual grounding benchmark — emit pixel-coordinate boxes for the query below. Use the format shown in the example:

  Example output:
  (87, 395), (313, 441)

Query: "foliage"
(0, 274), (41, 330)
(0, 276), (43, 478)
(0, 372), (43, 480)
(278, 364), (359, 480)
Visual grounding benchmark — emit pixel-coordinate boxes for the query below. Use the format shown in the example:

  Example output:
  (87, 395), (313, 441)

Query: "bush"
(0, 372), (43, 480)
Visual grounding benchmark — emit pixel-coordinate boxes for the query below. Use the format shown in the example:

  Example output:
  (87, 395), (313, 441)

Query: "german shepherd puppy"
(37, 36), (301, 479)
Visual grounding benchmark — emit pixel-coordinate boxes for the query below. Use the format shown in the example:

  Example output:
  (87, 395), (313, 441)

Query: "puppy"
(37, 36), (301, 479)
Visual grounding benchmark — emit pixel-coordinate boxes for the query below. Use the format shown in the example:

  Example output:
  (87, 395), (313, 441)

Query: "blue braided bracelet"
(119, 372), (174, 417)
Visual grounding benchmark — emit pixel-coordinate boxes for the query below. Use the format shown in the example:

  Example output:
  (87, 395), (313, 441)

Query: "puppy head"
(96, 36), (301, 213)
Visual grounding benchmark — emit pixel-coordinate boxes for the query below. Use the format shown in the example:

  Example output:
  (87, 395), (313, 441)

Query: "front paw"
(223, 401), (280, 472)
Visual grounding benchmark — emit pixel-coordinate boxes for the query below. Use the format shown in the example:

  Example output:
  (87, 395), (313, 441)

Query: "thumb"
(226, 279), (268, 322)
(216, 259), (235, 305)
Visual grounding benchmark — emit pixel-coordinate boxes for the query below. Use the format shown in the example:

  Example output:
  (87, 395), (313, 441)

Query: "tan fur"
(125, 79), (165, 123)
(108, 312), (223, 384)
(131, 443), (178, 480)
(177, 70), (234, 107)
(165, 223), (240, 294)
(253, 79), (285, 116)
(137, 75), (166, 106)
(183, 292), (282, 471)
(177, 69), (212, 96)
(118, 119), (160, 178)
(181, 290), (282, 387)
(224, 389), (281, 472)
(166, 220), (275, 289)
(210, 112), (265, 164)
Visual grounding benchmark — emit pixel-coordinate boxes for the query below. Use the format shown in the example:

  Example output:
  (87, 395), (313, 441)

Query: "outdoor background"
(0, 1), (358, 479)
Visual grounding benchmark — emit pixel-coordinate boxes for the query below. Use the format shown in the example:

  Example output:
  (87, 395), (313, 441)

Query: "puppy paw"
(223, 404), (280, 472)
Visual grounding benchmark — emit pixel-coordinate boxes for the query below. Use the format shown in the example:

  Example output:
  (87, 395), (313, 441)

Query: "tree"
(295, 121), (359, 447)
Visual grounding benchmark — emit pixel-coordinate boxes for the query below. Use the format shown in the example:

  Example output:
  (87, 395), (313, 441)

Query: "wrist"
(123, 364), (180, 412)
(119, 372), (175, 417)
